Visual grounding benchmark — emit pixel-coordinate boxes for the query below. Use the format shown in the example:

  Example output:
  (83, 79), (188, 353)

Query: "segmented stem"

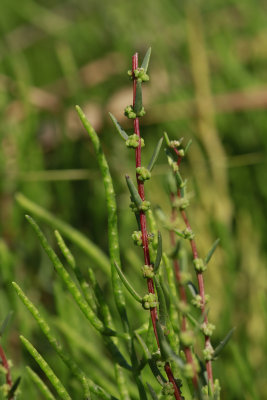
(170, 197), (198, 389)
(132, 52), (182, 400)
(175, 150), (214, 387)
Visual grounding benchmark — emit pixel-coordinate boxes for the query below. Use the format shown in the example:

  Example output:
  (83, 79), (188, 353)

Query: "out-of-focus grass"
(0, 0), (267, 399)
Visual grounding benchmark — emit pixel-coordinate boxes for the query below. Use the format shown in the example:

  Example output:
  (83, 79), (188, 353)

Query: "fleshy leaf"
(154, 277), (168, 328)
(109, 112), (129, 140)
(147, 137), (163, 172)
(8, 377), (21, 400)
(184, 139), (193, 155)
(141, 47), (151, 73)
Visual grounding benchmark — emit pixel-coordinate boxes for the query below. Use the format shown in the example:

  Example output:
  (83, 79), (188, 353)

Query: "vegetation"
(0, 1), (266, 399)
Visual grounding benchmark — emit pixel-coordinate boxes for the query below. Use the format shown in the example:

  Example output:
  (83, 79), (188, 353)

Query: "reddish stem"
(132, 53), (182, 400)
(175, 154), (214, 387)
(170, 198), (198, 389)
(0, 343), (12, 390)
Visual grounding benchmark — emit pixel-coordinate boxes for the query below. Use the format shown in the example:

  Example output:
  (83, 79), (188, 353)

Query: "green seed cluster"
(136, 166), (151, 181)
(134, 68), (150, 82)
(201, 322), (215, 337)
(161, 382), (175, 399)
(125, 134), (145, 149)
(183, 228), (195, 240)
(142, 293), (158, 309)
(193, 258), (206, 272)
(124, 105), (146, 119)
(131, 230), (143, 246)
(203, 343), (214, 361)
(142, 264), (154, 278)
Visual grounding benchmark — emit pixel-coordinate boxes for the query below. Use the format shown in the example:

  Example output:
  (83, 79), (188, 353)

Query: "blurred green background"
(0, 0), (266, 399)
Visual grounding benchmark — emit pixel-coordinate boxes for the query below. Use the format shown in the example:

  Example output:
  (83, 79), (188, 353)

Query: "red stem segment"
(174, 150), (214, 388)
(0, 343), (12, 390)
(170, 198), (198, 389)
(132, 53), (182, 400)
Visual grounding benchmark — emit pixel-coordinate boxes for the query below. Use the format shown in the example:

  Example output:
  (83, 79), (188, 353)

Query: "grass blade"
(141, 47), (151, 73)
(20, 336), (71, 400)
(26, 367), (56, 400)
(147, 137), (163, 172)
(109, 112), (129, 140)
(16, 193), (110, 275)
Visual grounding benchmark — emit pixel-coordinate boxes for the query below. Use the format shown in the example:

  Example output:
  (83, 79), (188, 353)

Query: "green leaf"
(26, 367), (56, 400)
(184, 139), (193, 155)
(114, 262), (142, 303)
(0, 311), (13, 337)
(204, 238), (220, 265)
(141, 47), (151, 73)
(125, 175), (142, 208)
(134, 80), (143, 114)
(16, 193), (110, 275)
(163, 131), (170, 146)
(147, 137), (163, 172)
(135, 332), (152, 361)
(147, 383), (159, 400)
(25, 216), (112, 336)
(54, 230), (75, 270)
(213, 328), (235, 359)
(153, 231), (162, 274)
(8, 376), (21, 400)
(76, 105), (128, 332)
(12, 281), (91, 397)
(20, 336), (71, 400)
(109, 112), (129, 140)
(155, 321), (185, 370)
(154, 277), (168, 328)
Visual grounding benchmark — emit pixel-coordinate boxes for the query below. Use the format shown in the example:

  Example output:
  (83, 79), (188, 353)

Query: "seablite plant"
(10, 49), (234, 399)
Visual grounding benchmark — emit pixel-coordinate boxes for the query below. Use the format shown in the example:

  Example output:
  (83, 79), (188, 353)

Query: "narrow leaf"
(8, 376), (21, 400)
(204, 238), (220, 265)
(141, 47), (151, 73)
(25, 216), (112, 336)
(184, 139), (193, 155)
(134, 81), (143, 114)
(163, 131), (170, 146)
(54, 230), (75, 269)
(26, 367), (56, 400)
(104, 337), (132, 371)
(76, 105), (128, 331)
(154, 277), (168, 328)
(20, 336), (71, 400)
(153, 231), (162, 274)
(148, 358), (166, 386)
(213, 328), (235, 359)
(16, 193), (110, 274)
(187, 281), (198, 297)
(0, 311), (13, 337)
(147, 137), (163, 172)
(114, 262), (142, 303)
(109, 112), (129, 140)
(12, 282), (91, 398)
(135, 332), (151, 361)
(125, 175), (142, 208)
(147, 383), (159, 400)
(155, 321), (185, 369)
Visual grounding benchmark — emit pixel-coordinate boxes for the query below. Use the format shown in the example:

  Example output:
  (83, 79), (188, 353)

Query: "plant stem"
(174, 150), (214, 388)
(0, 343), (12, 392)
(170, 196), (198, 390)
(132, 52), (182, 400)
